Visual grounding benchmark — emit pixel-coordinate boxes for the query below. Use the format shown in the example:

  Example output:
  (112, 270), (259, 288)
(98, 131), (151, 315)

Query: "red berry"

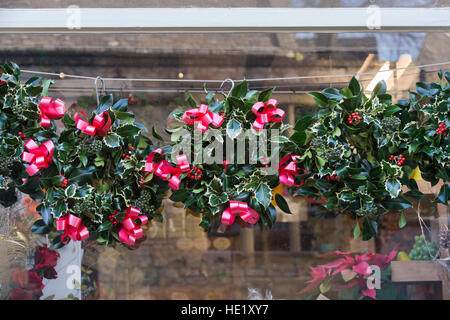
(18, 131), (22, 135)
(444, 133), (447, 137)
(130, 146), (134, 150)
(122, 153), (126, 157)
(125, 155), (130, 159)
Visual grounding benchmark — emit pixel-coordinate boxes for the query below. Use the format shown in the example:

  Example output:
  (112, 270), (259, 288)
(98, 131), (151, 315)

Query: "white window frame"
(0, 8), (449, 33)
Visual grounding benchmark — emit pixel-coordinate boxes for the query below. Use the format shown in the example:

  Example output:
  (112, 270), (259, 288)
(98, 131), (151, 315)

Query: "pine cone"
(440, 230), (450, 249)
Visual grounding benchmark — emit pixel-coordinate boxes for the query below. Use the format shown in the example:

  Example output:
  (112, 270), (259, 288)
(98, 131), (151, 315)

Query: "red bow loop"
(251, 99), (285, 131)
(22, 139), (54, 176)
(118, 207), (149, 246)
(38, 97), (66, 128)
(182, 104), (224, 132)
(221, 200), (260, 226)
(74, 110), (112, 137)
(168, 154), (191, 191)
(56, 213), (89, 244)
(279, 155), (305, 187)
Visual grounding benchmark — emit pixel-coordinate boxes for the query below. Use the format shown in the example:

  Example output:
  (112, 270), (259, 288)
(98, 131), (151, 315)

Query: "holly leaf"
(68, 166), (95, 184)
(226, 119), (242, 140)
(104, 133), (121, 148)
(381, 196), (412, 210)
(275, 193), (291, 214)
(255, 183), (272, 208)
(385, 178), (401, 198)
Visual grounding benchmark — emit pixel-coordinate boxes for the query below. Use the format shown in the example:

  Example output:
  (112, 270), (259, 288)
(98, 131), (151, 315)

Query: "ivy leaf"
(275, 194), (291, 214)
(208, 176), (222, 194)
(255, 183), (272, 208)
(385, 178), (401, 198)
(231, 80), (248, 98)
(226, 119), (242, 140)
(104, 133), (121, 148)
(294, 116), (313, 132)
(112, 98), (128, 112)
(372, 80), (386, 97)
(258, 88), (274, 102)
(308, 92), (328, 107)
(290, 131), (306, 146)
(349, 76), (360, 95)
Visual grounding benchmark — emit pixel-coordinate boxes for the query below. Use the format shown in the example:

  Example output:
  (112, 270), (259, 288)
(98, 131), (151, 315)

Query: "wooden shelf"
(391, 261), (441, 282)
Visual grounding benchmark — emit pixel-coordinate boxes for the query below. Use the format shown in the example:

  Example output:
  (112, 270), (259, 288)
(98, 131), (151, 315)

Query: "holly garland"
(288, 74), (449, 240)
(0, 62), (61, 207)
(1, 62), (449, 246)
(165, 81), (294, 230)
(33, 94), (169, 248)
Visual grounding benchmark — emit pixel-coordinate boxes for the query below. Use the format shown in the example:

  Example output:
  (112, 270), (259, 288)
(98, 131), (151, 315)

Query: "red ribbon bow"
(21, 139), (54, 176)
(279, 155), (305, 187)
(56, 213), (89, 244)
(142, 149), (172, 183)
(167, 154), (190, 191)
(38, 97), (66, 127)
(142, 150), (190, 191)
(251, 99), (285, 131)
(74, 110), (112, 137)
(182, 104), (224, 132)
(221, 200), (260, 226)
(118, 207), (149, 246)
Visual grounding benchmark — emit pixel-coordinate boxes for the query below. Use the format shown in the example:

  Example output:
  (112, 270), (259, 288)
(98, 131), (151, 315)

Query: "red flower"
(12, 269), (44, 290)
(9, 287), (41, 300)
(34, 245), (60, 268)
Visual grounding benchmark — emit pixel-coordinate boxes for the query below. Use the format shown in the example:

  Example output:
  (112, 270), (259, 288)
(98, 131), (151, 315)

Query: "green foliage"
(167, 81), (290, 231)
(290, 74), (449, 240)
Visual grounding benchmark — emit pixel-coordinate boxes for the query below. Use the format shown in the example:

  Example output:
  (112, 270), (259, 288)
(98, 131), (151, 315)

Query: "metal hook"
(219, 78), (235, 97)
(94, 76), (106, 106)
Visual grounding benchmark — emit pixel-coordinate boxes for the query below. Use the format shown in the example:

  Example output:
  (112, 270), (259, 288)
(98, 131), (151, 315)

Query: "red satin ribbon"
(74, 110), (112, 137)
(279, 155), (305, 187)
(38, 97), (66, 127)
(118, 207), (149, 246)
(251, 99), (285, 131)
(142, 150), (190, 190)
(182, 104), (224, 132)
(21, 139), (54, 176)
(167, 154), (190, 191)
(221, 200), (260, 226)
(56, 213), (89, 244)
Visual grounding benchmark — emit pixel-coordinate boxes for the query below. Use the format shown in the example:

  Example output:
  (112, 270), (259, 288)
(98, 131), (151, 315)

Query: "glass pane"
(1, 30), (449, 300)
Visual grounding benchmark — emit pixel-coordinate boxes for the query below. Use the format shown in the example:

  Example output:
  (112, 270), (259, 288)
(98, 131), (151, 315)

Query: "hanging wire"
(94, 76), (105, 105)
(20, 61), (450, 84)
(218, 78), (235, 97)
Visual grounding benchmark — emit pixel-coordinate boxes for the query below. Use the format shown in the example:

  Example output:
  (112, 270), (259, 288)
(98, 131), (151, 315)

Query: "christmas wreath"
(289, 74), (449, 240)
(165, 81), (294, 230)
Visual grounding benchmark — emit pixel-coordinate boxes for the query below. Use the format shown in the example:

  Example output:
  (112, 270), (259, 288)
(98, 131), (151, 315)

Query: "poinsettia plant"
(300, 250), (401, 300)
(165, 81), (294, 230)
(289, 74), (449, 240)
(31, 94), (169, 248)
(0, 62), (63, 207)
